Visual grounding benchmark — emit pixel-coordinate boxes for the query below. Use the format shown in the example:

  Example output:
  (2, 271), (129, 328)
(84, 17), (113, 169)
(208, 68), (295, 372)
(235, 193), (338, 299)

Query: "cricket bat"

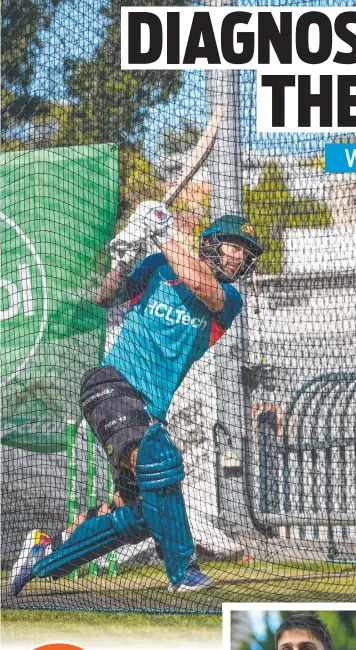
(109, 105), (223, 270)
(162, 104), (223, 206)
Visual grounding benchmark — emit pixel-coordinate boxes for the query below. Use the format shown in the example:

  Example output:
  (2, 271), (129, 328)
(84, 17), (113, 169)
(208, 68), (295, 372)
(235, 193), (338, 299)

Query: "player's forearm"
(161, 239), (225, 312)
(96, 268), (127, 308)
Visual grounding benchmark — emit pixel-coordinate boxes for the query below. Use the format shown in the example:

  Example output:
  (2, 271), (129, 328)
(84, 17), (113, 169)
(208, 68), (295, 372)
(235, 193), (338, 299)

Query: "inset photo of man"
(223, 606), (356, 650)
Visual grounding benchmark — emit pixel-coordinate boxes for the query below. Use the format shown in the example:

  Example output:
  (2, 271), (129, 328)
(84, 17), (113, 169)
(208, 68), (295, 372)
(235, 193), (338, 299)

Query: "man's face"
(277, 628), (326, 650)
(218, 241), (252, 278)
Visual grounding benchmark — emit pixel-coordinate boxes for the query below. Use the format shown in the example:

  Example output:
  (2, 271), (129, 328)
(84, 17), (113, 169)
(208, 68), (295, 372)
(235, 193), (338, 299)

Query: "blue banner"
(325, 143), (356, 173)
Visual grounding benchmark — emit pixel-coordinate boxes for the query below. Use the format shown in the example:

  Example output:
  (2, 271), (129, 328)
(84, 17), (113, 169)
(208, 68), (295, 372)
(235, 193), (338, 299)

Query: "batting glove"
(130, 201), (172, 237)
(110, 241), (141, 274)
(110, 200), (172, 262)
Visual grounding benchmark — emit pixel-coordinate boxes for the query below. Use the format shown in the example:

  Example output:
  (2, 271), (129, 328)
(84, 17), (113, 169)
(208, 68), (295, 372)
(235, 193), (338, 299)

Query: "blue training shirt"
(103, 253), (242, 421)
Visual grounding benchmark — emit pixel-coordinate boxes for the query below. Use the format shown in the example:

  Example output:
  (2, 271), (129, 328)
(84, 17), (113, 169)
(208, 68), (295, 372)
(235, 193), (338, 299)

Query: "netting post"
(106, 462), (119, 577)
(205, 0), (254, 544)
(87, 426), (99, 577)
(66, 420), (79, 581)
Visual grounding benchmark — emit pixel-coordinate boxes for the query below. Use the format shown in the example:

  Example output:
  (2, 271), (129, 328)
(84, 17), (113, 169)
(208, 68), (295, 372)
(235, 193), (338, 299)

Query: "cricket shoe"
(9, 530), (51, 596)
(168, 566), (213, 592)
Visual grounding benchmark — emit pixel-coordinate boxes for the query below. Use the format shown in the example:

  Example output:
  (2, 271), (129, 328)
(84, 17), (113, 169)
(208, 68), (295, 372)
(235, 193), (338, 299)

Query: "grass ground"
(3, 560), (355, 604)
(1, 610), (222, 648)
(2, 560), (355, 648)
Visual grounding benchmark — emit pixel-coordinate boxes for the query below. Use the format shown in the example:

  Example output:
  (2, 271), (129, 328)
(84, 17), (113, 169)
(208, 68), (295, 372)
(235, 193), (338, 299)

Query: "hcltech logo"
(325, 144), (356, 173)
(0, 212), (48, 386)
(145, 300), (208, 330)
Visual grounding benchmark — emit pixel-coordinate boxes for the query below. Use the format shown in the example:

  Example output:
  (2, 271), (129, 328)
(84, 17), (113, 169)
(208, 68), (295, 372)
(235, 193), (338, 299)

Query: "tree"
(58, 0), (188, 149)
(319, 611), (356, 650)
(244, 163), (332, 274)
(2, 1), (188, 218)
(119, 149), (164, 215)
(57, 1), (191, 214)
(1, 0), (63, 134)
(162, 119), (202, 155)
(3, 1), (187, 155)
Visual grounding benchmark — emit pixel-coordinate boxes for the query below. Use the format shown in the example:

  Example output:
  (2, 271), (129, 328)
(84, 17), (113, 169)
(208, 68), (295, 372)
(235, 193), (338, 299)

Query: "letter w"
(345, 148), (356, 169)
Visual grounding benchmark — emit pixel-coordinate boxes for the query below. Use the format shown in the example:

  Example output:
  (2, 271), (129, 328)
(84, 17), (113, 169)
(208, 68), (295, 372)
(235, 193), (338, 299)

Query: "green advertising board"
(1, 144), (118, 452)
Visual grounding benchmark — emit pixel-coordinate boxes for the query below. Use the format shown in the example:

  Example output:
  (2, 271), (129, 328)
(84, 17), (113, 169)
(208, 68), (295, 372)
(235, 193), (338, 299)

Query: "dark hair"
(275, 614), (332, 650)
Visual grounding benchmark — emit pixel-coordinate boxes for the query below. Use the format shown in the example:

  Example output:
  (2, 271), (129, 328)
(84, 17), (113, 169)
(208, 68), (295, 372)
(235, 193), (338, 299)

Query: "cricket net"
(1, 0), (355, 612)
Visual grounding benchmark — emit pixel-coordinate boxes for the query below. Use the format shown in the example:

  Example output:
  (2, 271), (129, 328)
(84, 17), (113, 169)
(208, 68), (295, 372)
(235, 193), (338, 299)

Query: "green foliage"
(3, 1), (187, 155)
(2, 1), (188, 217)
(318, 612), (356, 650)
(119, 149), (164, 216)
(162, 119), (201, 155)
(1, 0), (63, 133)
(239, 611), (356, 650)
(1, 86), (16, 136)
(1, 0), (62, 89)
(244, 163), (332, 274)
(60, 0), (189, 148)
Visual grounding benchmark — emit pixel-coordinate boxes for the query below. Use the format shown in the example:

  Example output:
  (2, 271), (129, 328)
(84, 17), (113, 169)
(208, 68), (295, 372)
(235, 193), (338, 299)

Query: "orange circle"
(34, 644), (85, 650)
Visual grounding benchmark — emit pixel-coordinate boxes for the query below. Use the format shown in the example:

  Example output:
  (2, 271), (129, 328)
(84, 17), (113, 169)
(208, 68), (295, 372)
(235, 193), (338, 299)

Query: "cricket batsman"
(10, 200), (263, 596)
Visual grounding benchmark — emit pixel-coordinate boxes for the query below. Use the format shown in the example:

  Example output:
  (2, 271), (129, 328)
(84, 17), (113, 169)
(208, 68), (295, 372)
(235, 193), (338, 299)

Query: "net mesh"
(1, 0), (356, 613)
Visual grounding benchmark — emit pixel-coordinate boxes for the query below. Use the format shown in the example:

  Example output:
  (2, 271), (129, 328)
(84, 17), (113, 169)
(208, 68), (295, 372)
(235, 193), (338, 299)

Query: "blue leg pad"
(136, 423), (195, 584)
(33, 504), (149, 579)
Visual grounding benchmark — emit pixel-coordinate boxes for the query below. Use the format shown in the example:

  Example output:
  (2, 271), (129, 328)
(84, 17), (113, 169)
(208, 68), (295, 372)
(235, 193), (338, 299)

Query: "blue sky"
(248, 611), (282, 650)
(31, 0), (354, 158)
(249, 610), (282, 638)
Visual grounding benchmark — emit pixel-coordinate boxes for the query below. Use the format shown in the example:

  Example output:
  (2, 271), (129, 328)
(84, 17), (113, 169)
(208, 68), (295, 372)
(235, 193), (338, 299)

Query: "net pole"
(66, 420), (79, 581)
(106, 463), (119, 577)
(87, 427), (99, 577)
(205, 0), (255, 544)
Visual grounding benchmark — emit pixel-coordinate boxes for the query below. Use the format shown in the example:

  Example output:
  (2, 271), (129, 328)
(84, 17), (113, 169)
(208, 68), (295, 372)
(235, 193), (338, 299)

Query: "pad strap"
(80, 383), (140, 416)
